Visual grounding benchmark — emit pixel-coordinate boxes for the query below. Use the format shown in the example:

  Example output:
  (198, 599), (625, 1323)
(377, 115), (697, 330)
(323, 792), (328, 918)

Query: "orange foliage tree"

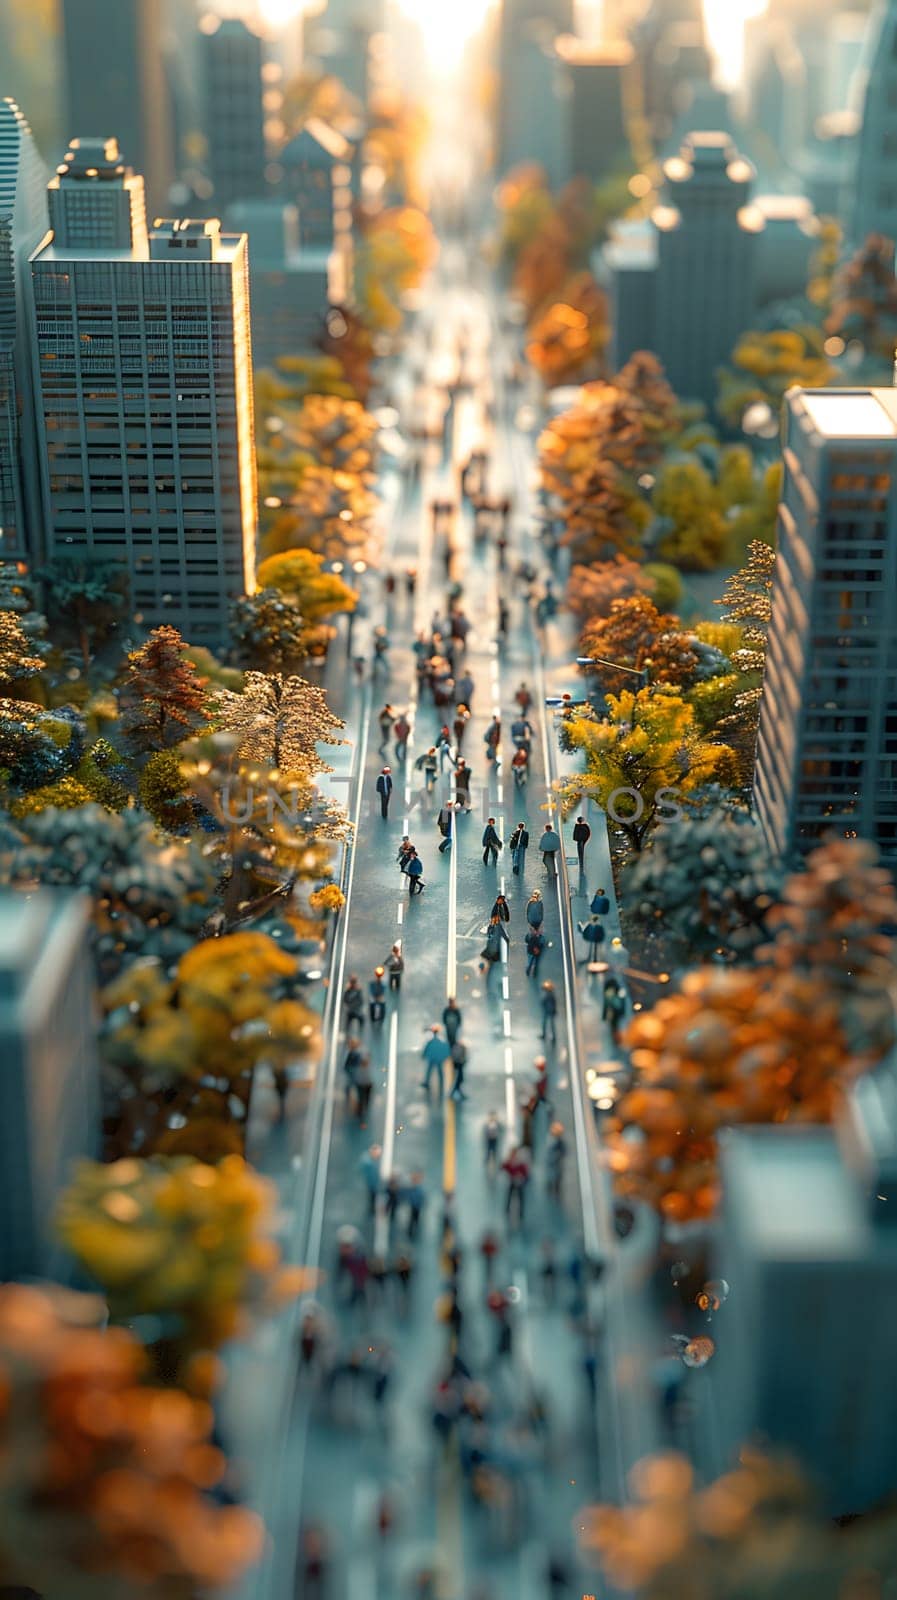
(566, 556), (651, 622)
(525, 271), (609, 384)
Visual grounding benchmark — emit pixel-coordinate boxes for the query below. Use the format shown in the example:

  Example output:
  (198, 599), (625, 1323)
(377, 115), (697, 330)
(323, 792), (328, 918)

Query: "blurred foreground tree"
(256, 548), (358, 624)
(716, 326), (834, 432)
(826, 232), (897, 368)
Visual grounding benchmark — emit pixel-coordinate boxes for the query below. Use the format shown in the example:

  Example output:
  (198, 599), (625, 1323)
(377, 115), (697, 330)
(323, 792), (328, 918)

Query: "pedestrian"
(343, 973), (365, 1028)
(343, 1036), (363, 1108)
(514, 681), (532, 715)
(540, 980), (558, 1044)
(603, 976), (627, 1041)
(405, 567), (417, 600)
(378, 703), (394, 752)
(406, 849), (424, 895)
(456, 670), (475, 707)
(397, 836), (414, 873)
(540, 821), (561, 877)
(360, 1144), (382, 1214)
(405, 1171), (426, 1239)
(384, 1171), (402, 1224)
(376, 766), (393, 820)
(297, 1524), (330, 1600)
(497, 596), (510, 637)
(525, 889), (544, 931)
(546, 1120), (568, 1201)
(355, 1054), (373, 1127)
(502, 1145), (530, 1225)
(393, 1249), (413, 1313)
(452, 704), (470, 751)
(591, 886), (610, 917)
(491, 891), (510, 924)
(480, 1228), (500, 1286)
(511, 747), (528, 788)
(483, 1110), (502, 1172)
(509, 821), (529, 876)
(484, 716), (501, 766)
(449, 1037), (468, 1099)
(421, 1025), (450, 1097)
(453, 757), (472, 811)
(480, 913), (509, 974)
(373, 626), (388, 676)
(572, 814), (592, 872)
(519, 1094), (536, 1152)
(353, 652), (366, 683)
(510, 714), (532, 753)
(578, 915), (606, 961)
(482, 817), (503, 866)
(393, 711), (411, 761)
(415, 746), (438, 792)
(369, 967), (387, 1023)
(437, 798), (455, 853)
(386, 942), (404, 992)
(525, 927), (547, 978)
(531, 1054), (551, 1117)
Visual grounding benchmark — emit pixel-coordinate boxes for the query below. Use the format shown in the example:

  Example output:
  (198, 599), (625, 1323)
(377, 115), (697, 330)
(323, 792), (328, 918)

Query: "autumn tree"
(0, 610), (44, 692)
(117, 627), (210, 756)
(279, 392), (379, 478)
(318, 305), (376, 403)
(0, 1283), (264, 1597)
(556, 462), (651, 564)
(214, 671), (344, 774)
(559, 686), (739, 852)
(256, 547), (358, 624)
(524, 272), (610, 384)
(228, 588), (318, 673)
(354, 205), (437, 334)
(566, 556), (651, 622)
(716, 540), (776, 673)
(651, 458), (728, 571)
(579, 595), (677, 693)
(259, 463), (377, 561)
(716, 326), (835, 432)
(826, 232), (897, 368)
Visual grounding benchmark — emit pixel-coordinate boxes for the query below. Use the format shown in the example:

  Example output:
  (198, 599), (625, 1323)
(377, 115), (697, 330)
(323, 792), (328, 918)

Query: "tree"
(354, 205), (437, 333)
(725, 459), (781, 562)
(0, 611), (44, 691)
(556, 463), (651, 564)
(0, 702), (68, 792)
(716, 541), (776, 672)
(0, 1283), (264, 1597)
(36, 556), (129, 671)
(716, 326), (835, 432)
(228, 589), (318, 673)
(651, 458), (728, 571)
(258, 463), (377, 561)
(137, 748), (193, 830)
(826, 232), (897, 368)
(318, 305), (376, 403)
(579, 596), (677, 693)
(256, 547), (358, 624)
(524, 272), (610, 384)
(275, 392), (379, 479)
(214, 671), (344, 775)
(57, 1155), (310, 1370)
(622, 801), (783, 964)
(118, 626), (210, 756)
(566, 556), (651, 623)
(559, 686), (739, 852)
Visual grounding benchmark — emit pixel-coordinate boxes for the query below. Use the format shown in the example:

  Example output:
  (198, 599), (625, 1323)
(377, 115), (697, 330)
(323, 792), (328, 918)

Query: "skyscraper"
(59, 0), (174, 214)
(226, 198), (349, 369)
(0, 891), (98, 1280)
(200, 14), (268, 211)
(30, 142), (257, 644)
(554, 37), (637, 185)
(851, 0), (897, 244)
(754, 387), (897, 863)
(0, 99), (49, 562)
(496, 0), (574, 177)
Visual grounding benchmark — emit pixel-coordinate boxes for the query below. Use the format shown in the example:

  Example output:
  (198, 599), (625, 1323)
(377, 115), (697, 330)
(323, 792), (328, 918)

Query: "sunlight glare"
(703, 0), (768, 88)
(401, 0), (492, 70)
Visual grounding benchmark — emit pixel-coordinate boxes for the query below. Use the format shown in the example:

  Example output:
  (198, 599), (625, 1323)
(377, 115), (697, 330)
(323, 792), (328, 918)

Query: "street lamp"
(576, 656), (649, 688)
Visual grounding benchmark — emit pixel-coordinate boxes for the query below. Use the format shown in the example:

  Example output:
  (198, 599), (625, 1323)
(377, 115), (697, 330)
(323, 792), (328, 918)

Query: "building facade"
(30, 146), (257, 644)
(851, 0), (897, 244)
(0, 98), (49, 562)
(754, 387), (897, 863)
(0, 891), (98, 1280)
(201, 15), (267, 211)
(555, 38), (638, 185)
(496, 0), (574, 177)
(226, 198), (347, 370)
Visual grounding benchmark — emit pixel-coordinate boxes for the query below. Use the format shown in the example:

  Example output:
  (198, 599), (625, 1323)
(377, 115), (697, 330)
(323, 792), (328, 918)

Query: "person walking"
(482, 817), (503, 867)
(355, 1054), (373, 1127)
(577, 915), (606, 962)
(511, 746), (528, 788)
(483, 1111), (502, 1173)
(502, 1146), (531, 1226)
(360, 1144), (382, 1214)
(369, 967), (387, 1023)
(525, 927), (547, 978)
(603, 976), (627, 1041)
(437, 723), (454, 771)
(456, 670), (475, 708)
(386, 942), (404, 992)
(510, 822), (529, 876)
(479, 1228), (500, 1286)
(378, 704), (394, 752)
(497, 596), (510, 638)
(572, 815), (591, 872)
(453, 757), (472, 812)
(591, 886), (610, 917)
(372, 626), (389, 676)
(393, 711), (411, 762)
(443, 996), (462, 1046)
(421, 1026), (450, 1097)
(510, 714), (532, 753)
(491, 892), (510, 924)
(449, 1037), (468, 1100)
(343, 974), (365, 1029)
(343, 1036), (363, 1109)
(437, 799), (455, 854)
(415, 746), (439, 794)
(452, 704), (470, 751)
(484, 716), (501, 767)
(397, 836), (414, 873)
(406, 849), (424, 895)
(376, 767), (393, 820)
(480, 913), (509, 975)
(514, 681), (532, 715)
(539, 821), (561, 877)
(540, 980), (558, 1044)
(405, 1171), (426, 1239)
(545, 1121), (568, 1202)
(525, 890), (544, 932)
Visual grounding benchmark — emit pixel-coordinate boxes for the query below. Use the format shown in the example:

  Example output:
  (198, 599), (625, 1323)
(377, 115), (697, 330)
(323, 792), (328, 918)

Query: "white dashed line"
(396, 902), (404, 925)
(502, 1009), (512, 1038)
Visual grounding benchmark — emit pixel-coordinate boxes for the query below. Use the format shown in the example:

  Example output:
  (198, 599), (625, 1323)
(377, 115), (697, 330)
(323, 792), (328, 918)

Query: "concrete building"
(710, 1101), (897, 1513)
(604, 132), (760, 409)
(632, 0), (711, 141)
(851, 0), (897, 244)
(554, 37), (637, 185)
(30, 144), (257, 644)
(0, 99), (49, 563)
(225, 198), (349, 369)
(795, 110), (860, 225)
(200, 15), (268, 212)
(753, 194), (818, 309)
(59, 0), (174, 215)
(754, 387), (897, 864)
(279, 120), (355, 248)
(0, 892), (98, 1281)
(496, 0), (574, 178)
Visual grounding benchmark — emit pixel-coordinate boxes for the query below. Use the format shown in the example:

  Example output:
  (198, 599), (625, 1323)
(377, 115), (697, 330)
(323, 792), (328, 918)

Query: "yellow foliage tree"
(259, 463), (377, 561)
(256, 547), (358, 622)
(716, 327), (835, 431)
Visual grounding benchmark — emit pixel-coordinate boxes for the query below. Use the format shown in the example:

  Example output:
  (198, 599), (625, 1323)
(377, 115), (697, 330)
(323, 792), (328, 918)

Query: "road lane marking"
(374, 1011), (400, 1257)
(396, 901), (404, 925)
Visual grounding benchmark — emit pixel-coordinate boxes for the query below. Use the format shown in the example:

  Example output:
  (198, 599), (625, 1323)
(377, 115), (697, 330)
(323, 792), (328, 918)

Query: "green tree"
(36, 555), (129, 671)
(651, 458), (728, 571)
(118, 626), (211, 755)
(228, 588), (316, 673)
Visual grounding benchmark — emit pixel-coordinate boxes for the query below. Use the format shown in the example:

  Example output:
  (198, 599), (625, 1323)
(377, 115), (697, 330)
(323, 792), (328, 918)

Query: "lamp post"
(576, 655), (649, 688)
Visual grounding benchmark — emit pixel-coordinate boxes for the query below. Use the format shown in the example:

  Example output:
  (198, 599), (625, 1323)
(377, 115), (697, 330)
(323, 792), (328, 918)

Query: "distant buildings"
(59, 0), (174, 214)
(0, 99), (48, 562)
(200, 14), (268, 212)
(496, 0), (573, 178)
(754, 387), (897, 864)
(0, 891), (98, 1281)
(604, 132), (760, 409)
(851, 0), (897, 245)
(632, 0), (711, 143)
(279, 119), (355, 249)
(30, 139), (257, 643)
(554, 37), (638, 185)
(226, 198), (348, 372)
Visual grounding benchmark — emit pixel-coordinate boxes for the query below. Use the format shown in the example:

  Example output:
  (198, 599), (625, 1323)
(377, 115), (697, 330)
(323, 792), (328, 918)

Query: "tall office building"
(200, 15), (268, 211)
(632, 0), (711, 140)
(30, 143), (257, 644)
(226, 198), (349, 369)
(754, 387), (897, 863)
(555, 37), (637, 184)
(279, 119), (356, 306)
(496, 0), (574, 176)
(0, 99), (49, 562)
(0, 892), (98, 1280)
(851, 0), (897, 244)
(60, 0), (174, 215)
(604, 132), (760, 408)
